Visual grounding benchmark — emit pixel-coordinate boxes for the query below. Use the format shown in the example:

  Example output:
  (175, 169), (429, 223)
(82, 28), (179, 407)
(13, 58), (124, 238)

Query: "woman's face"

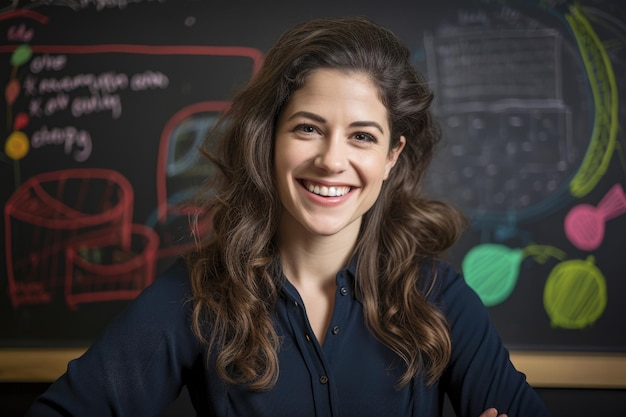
(274, 68), (405, 243)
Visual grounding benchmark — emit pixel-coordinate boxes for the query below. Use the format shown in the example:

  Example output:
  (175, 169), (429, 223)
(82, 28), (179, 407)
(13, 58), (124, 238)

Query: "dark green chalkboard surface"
(1, 0), (625, 386)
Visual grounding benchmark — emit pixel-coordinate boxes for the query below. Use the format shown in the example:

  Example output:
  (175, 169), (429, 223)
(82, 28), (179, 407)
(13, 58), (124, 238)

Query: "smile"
(302, 180), (351, 197)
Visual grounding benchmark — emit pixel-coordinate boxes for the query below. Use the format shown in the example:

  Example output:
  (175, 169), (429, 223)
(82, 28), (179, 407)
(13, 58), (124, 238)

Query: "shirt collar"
(277, 254), (359, 302)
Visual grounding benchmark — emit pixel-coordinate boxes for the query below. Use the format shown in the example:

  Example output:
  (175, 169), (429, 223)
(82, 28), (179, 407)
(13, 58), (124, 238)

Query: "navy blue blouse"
(26, 258), (551, 417)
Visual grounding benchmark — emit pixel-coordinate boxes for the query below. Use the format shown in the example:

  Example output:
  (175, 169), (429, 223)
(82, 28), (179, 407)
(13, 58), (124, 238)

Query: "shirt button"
(305, 334), (311, 342)
(332, 325), (340, 335)
(340, 286), (348, 296)
(319, 375), (328, 384)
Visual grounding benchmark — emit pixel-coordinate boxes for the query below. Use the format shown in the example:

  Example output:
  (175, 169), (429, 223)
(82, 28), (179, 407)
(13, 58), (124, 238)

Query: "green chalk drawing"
(463, 243), (567, 307)
(462, 243), (524, 306)
(543, 256), (607, 329)
(10, 44), (32, 67)
(566, 5), (618, 197)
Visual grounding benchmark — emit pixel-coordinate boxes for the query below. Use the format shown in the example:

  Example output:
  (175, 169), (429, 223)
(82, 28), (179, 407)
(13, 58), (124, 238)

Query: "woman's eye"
(354, 132), (376, 143)
(296, 124), (317, 134)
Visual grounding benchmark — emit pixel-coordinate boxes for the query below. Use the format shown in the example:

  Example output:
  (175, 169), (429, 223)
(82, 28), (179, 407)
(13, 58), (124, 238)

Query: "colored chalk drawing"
(0, 0), (623, 341)
(4, 44), (33, 187)
(463, 241), (609, 330)
(424, 2), (625, 330)
(544, 256), (607, 329)
(1, 3), (262, 310)
(463, 243), (567, 307)
(566, 5), (619, 198)
(463, 244), (525, 306)
(565, 184), (626, 251)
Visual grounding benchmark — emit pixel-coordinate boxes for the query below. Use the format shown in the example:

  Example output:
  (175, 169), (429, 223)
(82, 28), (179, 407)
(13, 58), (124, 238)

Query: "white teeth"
(305, 181), (350, 197)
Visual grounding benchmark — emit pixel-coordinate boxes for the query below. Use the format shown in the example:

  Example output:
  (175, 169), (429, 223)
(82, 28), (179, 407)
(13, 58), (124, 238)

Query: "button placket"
(282, 295), (336, 417)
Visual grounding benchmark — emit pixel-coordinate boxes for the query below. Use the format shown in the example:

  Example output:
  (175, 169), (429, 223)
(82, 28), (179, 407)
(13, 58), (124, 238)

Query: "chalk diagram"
(1, 5), (262, 310)
(423, 3), (626, 329)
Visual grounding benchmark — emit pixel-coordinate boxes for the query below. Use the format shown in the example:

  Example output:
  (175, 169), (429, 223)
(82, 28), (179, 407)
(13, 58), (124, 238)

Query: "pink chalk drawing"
(564, 183), (626, 251)
(4, 168), (159, 309)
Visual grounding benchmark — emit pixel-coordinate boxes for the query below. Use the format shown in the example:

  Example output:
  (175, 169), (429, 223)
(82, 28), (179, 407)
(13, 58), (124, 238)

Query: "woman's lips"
(301, 180), (351, 197)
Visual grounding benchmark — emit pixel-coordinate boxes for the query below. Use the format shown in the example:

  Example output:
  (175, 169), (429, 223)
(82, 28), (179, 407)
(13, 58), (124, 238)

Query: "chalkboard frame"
(1, 348), (625, 388)
(2, 0), (626, 394)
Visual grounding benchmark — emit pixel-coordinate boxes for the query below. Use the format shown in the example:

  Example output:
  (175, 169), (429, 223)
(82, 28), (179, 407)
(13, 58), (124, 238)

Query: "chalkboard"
(1, 0), (625, 371)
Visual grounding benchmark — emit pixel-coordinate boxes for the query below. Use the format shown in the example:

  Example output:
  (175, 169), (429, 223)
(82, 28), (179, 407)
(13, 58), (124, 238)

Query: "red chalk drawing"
(2, 36), (263, 308)
(65, 223), (158, 310)
(5, 168), (136, 308)
(564, 184), (626, 251)
(153, 101), (226, 258)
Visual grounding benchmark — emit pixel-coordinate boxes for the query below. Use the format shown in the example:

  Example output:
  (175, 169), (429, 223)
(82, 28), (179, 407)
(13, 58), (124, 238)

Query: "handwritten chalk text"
(31, 125), (93, 162)
(72, 93), (122, 119)
(30, 54), (67, 74)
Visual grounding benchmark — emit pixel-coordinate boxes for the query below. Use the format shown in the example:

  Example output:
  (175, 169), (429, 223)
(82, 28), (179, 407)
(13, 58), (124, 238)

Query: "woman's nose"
(314, 137), (348, 173)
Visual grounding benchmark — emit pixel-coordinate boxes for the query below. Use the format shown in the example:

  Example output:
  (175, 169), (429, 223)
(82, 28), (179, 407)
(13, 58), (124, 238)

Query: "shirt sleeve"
(435, 262), (552, 417)
(25, 259), (202, 417)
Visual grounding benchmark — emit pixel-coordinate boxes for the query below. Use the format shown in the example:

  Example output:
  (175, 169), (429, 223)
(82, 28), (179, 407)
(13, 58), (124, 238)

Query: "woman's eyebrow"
(349, 120), (384, 135)
(287, 111), (384, 134)
(286, 111), (326, 124)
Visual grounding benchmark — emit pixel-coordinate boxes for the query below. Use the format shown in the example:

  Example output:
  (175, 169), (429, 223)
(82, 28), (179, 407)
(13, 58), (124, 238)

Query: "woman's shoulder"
(140, 258), (192, 301)
(418, 258), (458, 288)
(115, 258), (194, 331)
(419, 258), (476, 305)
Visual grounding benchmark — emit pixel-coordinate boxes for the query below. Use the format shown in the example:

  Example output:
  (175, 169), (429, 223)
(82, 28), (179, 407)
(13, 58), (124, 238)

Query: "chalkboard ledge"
(1, 348), (625, 388)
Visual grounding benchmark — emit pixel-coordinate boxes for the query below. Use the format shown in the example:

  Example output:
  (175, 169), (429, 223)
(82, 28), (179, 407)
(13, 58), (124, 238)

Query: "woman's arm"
(25, 260), (202, 417)
(435, 263), (551, 417)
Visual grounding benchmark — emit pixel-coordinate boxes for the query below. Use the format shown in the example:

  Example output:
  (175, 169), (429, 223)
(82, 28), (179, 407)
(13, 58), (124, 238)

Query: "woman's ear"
(384, 136), (406, 180)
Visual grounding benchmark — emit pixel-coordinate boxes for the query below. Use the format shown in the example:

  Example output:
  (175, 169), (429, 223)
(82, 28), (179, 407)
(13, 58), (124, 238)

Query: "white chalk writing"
(30, 54), (67, 74)
(44, 93), (70, 116)
(31, 125), (93, 162)
(24, 66), (168, 120)
(15, 0), (165, 12)
(130, 71), (169, 90)
(72, 93), (122, 119)
(78, 0), (165, 11)
(36, 72), (130, 95)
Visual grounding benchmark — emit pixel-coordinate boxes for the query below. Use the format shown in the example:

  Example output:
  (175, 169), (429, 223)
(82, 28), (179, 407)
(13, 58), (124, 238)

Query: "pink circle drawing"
(564, 184), (626, 251)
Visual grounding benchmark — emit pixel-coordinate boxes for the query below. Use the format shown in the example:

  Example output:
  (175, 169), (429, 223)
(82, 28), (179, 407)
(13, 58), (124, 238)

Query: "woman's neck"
(276, 219), (359, 289)
(276, 215), (359, 345)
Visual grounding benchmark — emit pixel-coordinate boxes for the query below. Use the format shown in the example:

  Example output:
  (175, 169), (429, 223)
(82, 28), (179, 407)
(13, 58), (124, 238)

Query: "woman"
(27, 17), (551, 417)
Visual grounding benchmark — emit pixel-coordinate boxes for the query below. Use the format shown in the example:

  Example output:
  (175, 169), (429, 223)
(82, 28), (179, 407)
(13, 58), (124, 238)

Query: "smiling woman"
(274, 69), (404, 243)
(26, 17), (551, 417)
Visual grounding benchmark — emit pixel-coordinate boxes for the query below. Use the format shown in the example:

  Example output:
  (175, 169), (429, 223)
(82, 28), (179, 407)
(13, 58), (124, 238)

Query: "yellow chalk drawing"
(523, 244), (567, 264)
(5, 131), (29, 160)
(566, 5), (619, 197)
(543, 256), (607, 329)
(463, 243), (567, 307)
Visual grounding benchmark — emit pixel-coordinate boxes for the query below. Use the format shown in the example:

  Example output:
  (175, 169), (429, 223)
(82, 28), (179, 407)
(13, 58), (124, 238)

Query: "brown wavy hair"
(185, 16), (467, 390)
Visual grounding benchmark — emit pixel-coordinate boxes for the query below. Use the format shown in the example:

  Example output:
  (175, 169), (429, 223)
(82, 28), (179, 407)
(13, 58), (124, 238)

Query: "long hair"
(185, 16), (467, 390)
